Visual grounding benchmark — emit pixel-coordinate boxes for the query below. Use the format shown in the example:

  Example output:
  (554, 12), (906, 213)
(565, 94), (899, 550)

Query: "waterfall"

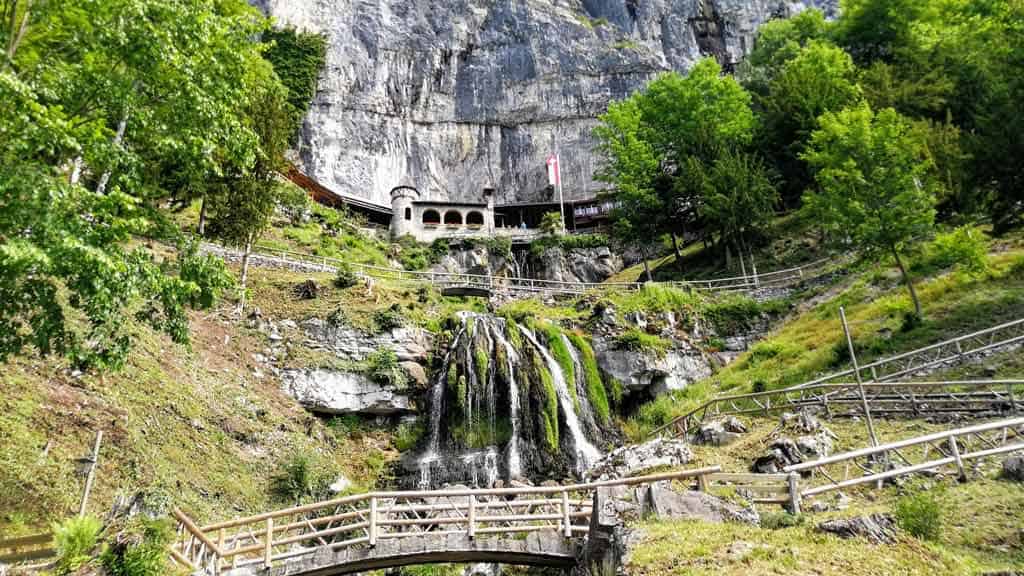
(563, 334), (599, 435)
(489, 322), (522, 479)
(520, 327), (601, 475)
(419, 328), (463, 488)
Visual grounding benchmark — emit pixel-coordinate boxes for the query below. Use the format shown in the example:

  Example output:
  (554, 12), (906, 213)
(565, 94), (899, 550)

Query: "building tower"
(482, 186), (496, 233)
(389, 186), (419, 239)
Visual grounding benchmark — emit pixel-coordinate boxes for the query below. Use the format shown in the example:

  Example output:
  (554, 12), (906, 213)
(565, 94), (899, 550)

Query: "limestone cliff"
(255, 0), (836, 207)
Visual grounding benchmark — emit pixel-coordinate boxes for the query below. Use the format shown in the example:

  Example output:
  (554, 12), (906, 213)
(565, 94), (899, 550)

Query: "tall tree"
(698, 150), (779, 261)
(802, 103), (936, 317)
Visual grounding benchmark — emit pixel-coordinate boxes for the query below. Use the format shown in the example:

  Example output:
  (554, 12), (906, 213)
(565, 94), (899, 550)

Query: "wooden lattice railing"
(169, 466), (721, 574)
(785, 417), (1024, 498)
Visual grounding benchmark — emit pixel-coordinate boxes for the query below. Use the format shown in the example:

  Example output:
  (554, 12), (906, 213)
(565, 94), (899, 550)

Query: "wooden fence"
(784, 416), (1024, 498)
(170, 466), (722, 574)
(703, 472), (802, 513)
(0, 533), (56, 566)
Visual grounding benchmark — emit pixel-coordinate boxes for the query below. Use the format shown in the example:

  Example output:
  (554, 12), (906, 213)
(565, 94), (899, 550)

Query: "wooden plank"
(708, 473), (787, 483)
(0, 547), (57, 563)
(0, 533), (53, 548)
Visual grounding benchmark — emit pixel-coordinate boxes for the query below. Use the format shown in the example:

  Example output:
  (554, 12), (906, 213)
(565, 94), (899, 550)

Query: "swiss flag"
(546, 155), (560, 187)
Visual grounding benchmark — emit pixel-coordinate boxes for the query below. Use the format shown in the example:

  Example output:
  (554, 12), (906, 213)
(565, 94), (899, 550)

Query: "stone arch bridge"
(169, 467), (720, 576)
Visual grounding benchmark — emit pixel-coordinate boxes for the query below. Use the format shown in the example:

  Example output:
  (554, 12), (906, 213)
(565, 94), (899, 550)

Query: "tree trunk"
(198, 196), (207, 236)
(5, 0), (31, 65)
(237, 234), (254, 313)
(671, 231), (682, 262)
(724, 241), (732, 270)
(641, 248), (652, 282)
(96, 112), (128, 195)
(891, 244), (922, 318)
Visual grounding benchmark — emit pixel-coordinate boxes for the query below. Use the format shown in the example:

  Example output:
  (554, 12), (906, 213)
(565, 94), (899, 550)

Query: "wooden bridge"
(169, 467), (720, 576)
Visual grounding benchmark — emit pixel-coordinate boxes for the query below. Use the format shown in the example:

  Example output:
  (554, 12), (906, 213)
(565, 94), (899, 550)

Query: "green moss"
(530, 351), (560, 452)
(474, 345), (490, 389)
(613, 329), (671, 357)
(505, 318), (523, 350)
(541, 323), (579, 410)
(567, 332), (610, 424)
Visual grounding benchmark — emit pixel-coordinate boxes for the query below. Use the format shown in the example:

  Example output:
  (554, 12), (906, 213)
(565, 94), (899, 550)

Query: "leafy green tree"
(834, 0), (930, 64)
(760, 40), (863, 204)
(262, 27), (328, 143)
(739, 8), (832, 97)
(697, 151), (779, 262)
(802, 103), (935, 317)
(539, 211), (564, 236)
(594, 97), (663, 280)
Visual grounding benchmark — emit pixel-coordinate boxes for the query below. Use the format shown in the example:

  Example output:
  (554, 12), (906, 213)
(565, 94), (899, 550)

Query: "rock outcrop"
(529, 246), (623, 284)
(254, 0), (838, 207)
(593, 336), (712, 396)
(817, 514), (898, 544)
(1004, 455), (1024, 482)
(302, 318), (432, 363)
(281, 368), (414, 415)
(585, 438), (693, 481)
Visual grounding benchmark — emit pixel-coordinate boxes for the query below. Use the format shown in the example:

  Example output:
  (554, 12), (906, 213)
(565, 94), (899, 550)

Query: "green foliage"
(394, 235), (449, 271)
(333, 262), (359, 289)
(177, 242), (236, 309)
(917, 226), (990, 277)
(802, 102), (935, 315)
(394, 419), (426, 452)
(704, 294), (786, 335)
(262, 27), (327, 143)
(366, 348), (408, 388)
(527, 350), (561, 452)
(372, 304), (405, 333)
(895, 490), (943, 541)
(613, 329), (671, 357)
(100, 518), (174, 576)
(541, 324), (578, 410)
(53, 515), (103, 574)
(696, 149), (780, 250)
(567, 332), (611, 424)
(473, 344), (490, 388)
(612, 284), (704, 315)
(540, 211), (564, 235)
(272, 451), (337, 504)
(740, 8), (832, 95)
(529, 233), (609, 256)
(759, 511), (806, 530)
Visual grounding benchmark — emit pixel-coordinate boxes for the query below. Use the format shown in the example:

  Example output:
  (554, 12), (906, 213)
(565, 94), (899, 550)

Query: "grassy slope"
(627, 417), (1024, 575)
(626, 231), (1024, 439)
(0, 279), (407, 537)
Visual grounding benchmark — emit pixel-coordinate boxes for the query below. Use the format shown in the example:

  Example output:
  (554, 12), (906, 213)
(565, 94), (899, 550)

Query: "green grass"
(613, 329), (671, 357)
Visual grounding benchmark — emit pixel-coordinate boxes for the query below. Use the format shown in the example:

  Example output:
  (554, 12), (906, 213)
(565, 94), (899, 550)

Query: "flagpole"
(557, 153), (565, 234)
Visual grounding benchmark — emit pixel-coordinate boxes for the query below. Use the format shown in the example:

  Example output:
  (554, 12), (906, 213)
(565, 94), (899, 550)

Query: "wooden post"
(788, 473), (801, 515)
(369, 496), (378, 547)
(78, 430), (103, 517)
(1009, 383), (1018, 415)
(467, 495), (476, 539)
(949, 437), (966, 482)
(697, 473), (709, 492)
(217, 528), (225, 574)
(263, 518), (273, 569)
(840, 307), (879, 448)
(561, 491), (572, 538)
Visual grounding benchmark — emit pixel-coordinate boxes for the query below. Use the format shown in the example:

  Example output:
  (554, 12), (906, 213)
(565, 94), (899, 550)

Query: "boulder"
(1003, 455), (1024, 481)
(399, 361), (429, 389)
(780, 409), (825, 433)
(302, 318), (432, 363)
(752, 438), (803, 474)
(646, 483), (760, 526)
(281, 368), (413, 415)
(796, 431), (834, 458)
(585, 438), (692, 481)
(593, 336), (712, 397)
(817, 514), (898, 544)
(694, 416), (748, 446)
(531, 246), (623, 284)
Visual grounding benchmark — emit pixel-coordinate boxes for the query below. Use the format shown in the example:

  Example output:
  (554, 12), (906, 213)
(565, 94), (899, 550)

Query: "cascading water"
(520, 327), (601, 475)
(410, 313), (607, 489)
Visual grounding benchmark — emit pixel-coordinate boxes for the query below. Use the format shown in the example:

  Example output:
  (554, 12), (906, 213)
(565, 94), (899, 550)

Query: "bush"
(272, 452), (336, 504)
(760, 511), (805, 530)
(919, 226), (990, 276)
(101, 518), (173, 576)
(366, 347), (408, 388)
(53, 515), (103, 574)
(178, 241), (235, 309)
(895, 490), (942, 540)
(394, 419), (426, 452)
(540, 211), (563, 235)
(333, 262), (359, 289)
(613, 329), (670, 357)
(372, 304), (404, 332)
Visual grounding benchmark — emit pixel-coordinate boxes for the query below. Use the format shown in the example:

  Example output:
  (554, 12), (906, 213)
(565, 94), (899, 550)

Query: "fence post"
(697, 473), (709, 492)
(949, 436), (966, 481)
(468, 495), (476, 539)
(788, 473), (801, 515)
(841, 307), (879, 448)
(561, 491), (572, 538)
(369, 496), (378, 547)
(78, 430), (103, 517)
(263, 518), (273, 569)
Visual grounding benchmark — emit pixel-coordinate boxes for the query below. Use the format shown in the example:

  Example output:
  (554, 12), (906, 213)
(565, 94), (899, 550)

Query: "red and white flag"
(546, 154), (561, 187)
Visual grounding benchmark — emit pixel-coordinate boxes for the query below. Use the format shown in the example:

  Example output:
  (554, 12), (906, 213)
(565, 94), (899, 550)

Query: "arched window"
(466, 211), (484, 227)
(423, 210), (441, 225)
(404, 207), (412, 220)
(443, 211), (463, 226)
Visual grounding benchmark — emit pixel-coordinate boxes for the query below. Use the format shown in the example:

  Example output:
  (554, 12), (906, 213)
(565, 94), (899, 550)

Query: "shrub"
(366, 348), (408, 388)
(895, 490), (942, 540)
(272, 452), (336, 504)
(613, 329), (670, 357)
(178, 241), (235, 309)
(101, 518), (173, 576)
(372, 304), (404, 332)
(540, 211), (563, 235)
(760, 511), (805, 530)
(394, 419), (426, 452)
(53, 515), (103, 574)
(919, 226), (990, 276)
(333, 262), (359, 289)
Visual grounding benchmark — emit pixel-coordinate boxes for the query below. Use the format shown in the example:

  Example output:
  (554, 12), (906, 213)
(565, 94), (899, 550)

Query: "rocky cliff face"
(254, 0), (837, 207)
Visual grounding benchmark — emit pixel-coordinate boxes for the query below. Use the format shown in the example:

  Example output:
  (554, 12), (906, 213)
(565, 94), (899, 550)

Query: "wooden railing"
(169, 466), (721, 574)
(649, 379), (1024, 440)
(784, 417), (1024, 498)
(202, 242), (841, 298)
(0, 533), (56, 566)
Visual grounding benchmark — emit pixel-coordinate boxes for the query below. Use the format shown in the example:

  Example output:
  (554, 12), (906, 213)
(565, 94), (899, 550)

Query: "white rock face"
(253, 0), (838, 206)
(281, 368), (413, 415)
(302, 319), (432, 362)
(593, 337), (713, 395)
